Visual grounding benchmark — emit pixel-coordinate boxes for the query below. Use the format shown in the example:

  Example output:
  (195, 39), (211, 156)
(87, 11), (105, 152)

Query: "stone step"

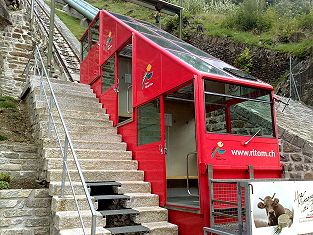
(47, 170), (144, 182)
(41, 77), (86, 87)
(32, 87), (97, 101)
(38, 129), (121, 142)
(123, 193), (159, 208)
(33, 99), (102, 113)
(36, 108), (108, 121)
(31, 78), (92, 93)
(59, 227), (111, 235)
(51, 195), (98, 212)
(42, 148), (132, 160)
(42, 139), (126, 151)
(53, 210), (105, 230)
(45, 158), (138, 171)
(32, 85), (96, 99)
(49, 181), (151, 196)
(38, 115), (110, 127)
(133, 206), (168, 223)
(106, 225), (149, 235)
(142, 221), (178, 235)
(36, 122), (116, 135)
(33, 94), (100, 108)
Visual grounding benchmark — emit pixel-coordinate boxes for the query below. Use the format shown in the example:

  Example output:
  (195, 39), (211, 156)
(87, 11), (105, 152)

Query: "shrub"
(273, 0), (311, 18)
(234, 48), (253, 72)
(205, 0), (238, 14)
(0, 135), (8, 141)
(0, 181), (9, 190)
(223, 0), (272, 32)
(297, 10), (313, 32)
(0, 172), (10, 183)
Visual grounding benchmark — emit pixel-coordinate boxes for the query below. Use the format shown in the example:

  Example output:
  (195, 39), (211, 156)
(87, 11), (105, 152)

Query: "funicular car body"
(80, 10), (282, 235)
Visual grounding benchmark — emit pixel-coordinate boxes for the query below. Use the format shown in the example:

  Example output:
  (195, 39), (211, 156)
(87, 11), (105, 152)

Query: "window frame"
(203, 79), (276, 138)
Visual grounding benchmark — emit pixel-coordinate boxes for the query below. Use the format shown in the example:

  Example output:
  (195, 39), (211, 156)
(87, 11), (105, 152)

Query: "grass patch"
(0, 96), (17, 109)
(55, 9), (86, 39)
(0, 135), (8, 141)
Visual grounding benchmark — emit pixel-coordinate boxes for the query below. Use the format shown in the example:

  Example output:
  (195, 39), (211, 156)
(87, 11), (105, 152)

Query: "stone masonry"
(0, 6), (32, 98)
(0, 188), (51, 235)
(276, 96), (313, 179)
(0, 143), (40, 188)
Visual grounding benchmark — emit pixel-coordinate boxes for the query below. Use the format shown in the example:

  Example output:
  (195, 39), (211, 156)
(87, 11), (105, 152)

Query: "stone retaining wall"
(0, 143), (40, 188)
(0, 6), (32, 98)
(0, 189), (51, 235)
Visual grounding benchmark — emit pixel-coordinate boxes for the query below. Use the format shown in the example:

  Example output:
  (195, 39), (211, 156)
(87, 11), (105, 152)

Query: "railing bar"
(212, 199), (238, 206)
(64, 162), (87, 235)
(35, 46), (97, 214)
(212, 211), (238, 219)
(27, 43), (97, 234)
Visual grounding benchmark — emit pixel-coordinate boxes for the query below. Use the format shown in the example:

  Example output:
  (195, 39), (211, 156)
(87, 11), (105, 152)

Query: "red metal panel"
(168, 210), (204, 235)
(80, 59), (88, 84)
(100, 87), (117, 125)
(133, 35), (162, 107)
(90, 78), (101, 99)
(161, 54), (194, 93)
(102, 14), (117, 64)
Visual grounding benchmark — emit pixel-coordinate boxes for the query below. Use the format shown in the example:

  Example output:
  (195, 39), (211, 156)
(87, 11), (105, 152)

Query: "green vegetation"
(164, 0), (313, 57)
(45, 0), (86, 39)
(0, 135), (8, 141)
(0, 96), (17, 109)
(53, 0), (312, 57)
(55, 9), (86, 39)
(0, 172), (10, 190)
(234, 48), (253, 72)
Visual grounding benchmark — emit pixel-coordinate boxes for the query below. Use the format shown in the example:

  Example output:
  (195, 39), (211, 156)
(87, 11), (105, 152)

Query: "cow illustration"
(257, 193), (286, 226)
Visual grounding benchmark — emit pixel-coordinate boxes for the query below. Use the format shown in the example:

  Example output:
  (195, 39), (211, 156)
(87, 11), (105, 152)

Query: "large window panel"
(102, 55), (115, 93)
(138, 99), (160, 145)
(204, 79), (274, 137)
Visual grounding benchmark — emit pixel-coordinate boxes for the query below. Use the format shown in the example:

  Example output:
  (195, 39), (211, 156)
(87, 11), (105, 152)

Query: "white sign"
(250, 181), (313, 235)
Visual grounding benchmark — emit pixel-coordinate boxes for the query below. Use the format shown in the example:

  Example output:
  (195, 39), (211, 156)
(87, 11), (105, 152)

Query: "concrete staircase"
(25, 76), (178, 235)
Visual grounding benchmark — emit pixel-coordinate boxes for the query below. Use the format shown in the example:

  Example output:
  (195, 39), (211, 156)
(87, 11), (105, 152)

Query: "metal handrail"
(25, 46), (97, 235)
(126, 84), (132, 114)
(186, 152), (199, 197)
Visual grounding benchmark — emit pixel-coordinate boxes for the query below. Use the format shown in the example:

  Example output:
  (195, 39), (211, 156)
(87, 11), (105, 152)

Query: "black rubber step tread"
(99, 209), (139, 216)
(87, 181), (122, 187)
(106, 225), (150, 234)
(94, 195), (130, 200)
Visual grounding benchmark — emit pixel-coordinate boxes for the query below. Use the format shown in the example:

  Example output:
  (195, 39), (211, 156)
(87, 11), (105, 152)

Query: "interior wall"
(165, 100), (198, 178)
(118, 56), (132, 117)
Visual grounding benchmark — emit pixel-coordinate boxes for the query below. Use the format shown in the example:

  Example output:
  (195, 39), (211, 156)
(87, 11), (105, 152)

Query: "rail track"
(27, 0), (81, 81)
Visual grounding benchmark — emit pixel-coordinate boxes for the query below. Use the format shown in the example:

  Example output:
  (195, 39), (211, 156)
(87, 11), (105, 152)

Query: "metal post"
(208, 165), (214, 228)
(289, 56), (292, 99)
(91, 214), (96, 235)
(47, 95), (53, 136)
(30, 0), (35, 26)
(47, 0), (56, 76)
(179, 0), (182, 39)
(237, 183), (243, 234)
(61, 136), (69, 198)
(39, 69), (44, 101)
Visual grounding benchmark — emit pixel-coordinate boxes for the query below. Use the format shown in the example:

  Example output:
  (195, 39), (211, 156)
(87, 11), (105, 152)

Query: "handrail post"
(61, 136), (69, 198)
(47, 94), (53, 136)
(30, 0), (35, 26)
(39, 68), (44, 101)
(91, 214), (96, 235)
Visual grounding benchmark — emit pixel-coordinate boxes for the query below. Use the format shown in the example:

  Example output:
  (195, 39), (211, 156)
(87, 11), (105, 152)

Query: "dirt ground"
(0, 96), (33, 143)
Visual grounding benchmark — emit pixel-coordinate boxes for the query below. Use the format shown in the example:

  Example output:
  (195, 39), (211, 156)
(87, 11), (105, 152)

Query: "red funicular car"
(80, 10), (282, 235)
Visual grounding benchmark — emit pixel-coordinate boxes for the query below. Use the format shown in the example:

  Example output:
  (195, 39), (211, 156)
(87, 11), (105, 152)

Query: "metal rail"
(24, 46), (97, 235)
(27, 0), (80, 82)
(186, 152), (199, 196)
